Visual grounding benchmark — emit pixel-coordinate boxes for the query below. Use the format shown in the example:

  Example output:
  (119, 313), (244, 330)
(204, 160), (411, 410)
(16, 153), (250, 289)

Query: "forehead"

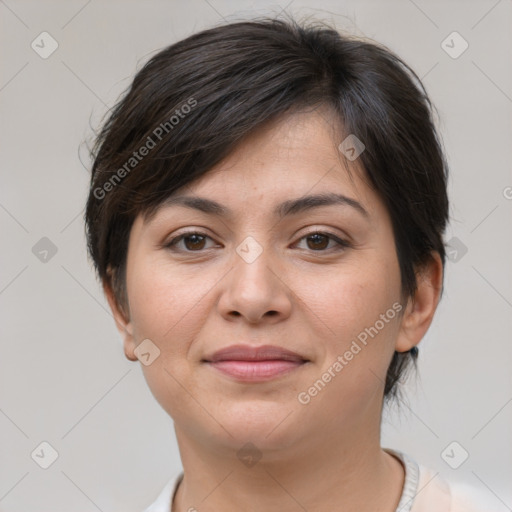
(145, 108), (379, 223)
(206, 108), (350, 181)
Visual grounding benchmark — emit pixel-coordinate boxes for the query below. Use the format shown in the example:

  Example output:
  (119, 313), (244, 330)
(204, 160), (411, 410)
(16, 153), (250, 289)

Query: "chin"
(217, 403), (302, 446)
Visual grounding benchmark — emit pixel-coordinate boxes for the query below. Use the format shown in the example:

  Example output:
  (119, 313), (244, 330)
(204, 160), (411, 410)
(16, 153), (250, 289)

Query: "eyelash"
(164, 230), (351, 254)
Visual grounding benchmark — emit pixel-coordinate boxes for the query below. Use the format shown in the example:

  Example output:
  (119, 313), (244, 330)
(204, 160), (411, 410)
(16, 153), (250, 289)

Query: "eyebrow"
(158, 192), (369, 219)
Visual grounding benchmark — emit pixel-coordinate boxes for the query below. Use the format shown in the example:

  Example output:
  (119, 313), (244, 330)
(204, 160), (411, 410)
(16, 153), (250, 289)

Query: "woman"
(85, 15), (492, 512)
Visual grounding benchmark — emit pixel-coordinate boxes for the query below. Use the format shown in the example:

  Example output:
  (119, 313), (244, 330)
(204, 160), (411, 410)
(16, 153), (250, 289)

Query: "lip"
(205, 344), (308, 363)
(203, 344), (309, 383)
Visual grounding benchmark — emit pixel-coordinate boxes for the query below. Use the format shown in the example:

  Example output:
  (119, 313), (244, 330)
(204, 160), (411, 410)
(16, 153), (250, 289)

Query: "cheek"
(127, 256), (210, 342)
(125, 255), (219, 391)
(301, 258), (401, 345)
(125, 258), (215, 419)
(293, 265), (402, 424)
(301, 253), (402, 394)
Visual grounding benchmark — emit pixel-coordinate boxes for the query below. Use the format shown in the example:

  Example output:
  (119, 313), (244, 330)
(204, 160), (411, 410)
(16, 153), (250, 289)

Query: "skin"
(104, 108), (443, 512)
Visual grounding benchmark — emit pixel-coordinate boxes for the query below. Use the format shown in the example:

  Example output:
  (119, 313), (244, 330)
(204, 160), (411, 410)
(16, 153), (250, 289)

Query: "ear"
(395, 252), (444, 353)
(103, 270), (137, 362)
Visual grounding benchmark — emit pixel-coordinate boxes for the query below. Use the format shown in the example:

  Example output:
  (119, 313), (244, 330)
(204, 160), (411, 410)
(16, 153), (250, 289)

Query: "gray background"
(1, 0), (511, 510)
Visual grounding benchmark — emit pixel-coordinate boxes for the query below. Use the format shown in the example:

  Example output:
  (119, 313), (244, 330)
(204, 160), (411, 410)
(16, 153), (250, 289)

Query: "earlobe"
(395, 252), (443, 353)
(102, 276), (138, 362)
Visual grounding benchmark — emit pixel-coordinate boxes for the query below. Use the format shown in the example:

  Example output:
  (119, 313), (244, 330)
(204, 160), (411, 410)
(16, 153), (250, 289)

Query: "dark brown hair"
(85, 15), (449, 400)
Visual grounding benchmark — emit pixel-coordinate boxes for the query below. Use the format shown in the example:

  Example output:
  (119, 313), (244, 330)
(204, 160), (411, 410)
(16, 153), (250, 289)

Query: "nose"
(217, 238), (293, 324)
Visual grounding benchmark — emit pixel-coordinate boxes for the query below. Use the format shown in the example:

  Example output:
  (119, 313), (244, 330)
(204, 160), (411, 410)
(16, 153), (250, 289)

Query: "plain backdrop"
(1, 1), (511, 511)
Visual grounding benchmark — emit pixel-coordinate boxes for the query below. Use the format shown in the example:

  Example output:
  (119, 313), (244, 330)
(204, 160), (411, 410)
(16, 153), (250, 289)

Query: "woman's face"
(113, 109), (418, 454)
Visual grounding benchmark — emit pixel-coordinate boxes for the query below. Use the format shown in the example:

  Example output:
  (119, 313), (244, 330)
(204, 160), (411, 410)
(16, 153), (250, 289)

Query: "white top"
(142, 448), (497, 512)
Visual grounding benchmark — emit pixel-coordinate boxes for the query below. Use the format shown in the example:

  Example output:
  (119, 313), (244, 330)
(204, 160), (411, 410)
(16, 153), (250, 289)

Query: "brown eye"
(182, 234), (207, 251)
(306, 233), (330, 250)
(164, 230), (350, 254)
(165, 232), (214, 252)
(296, 231), (350, 252)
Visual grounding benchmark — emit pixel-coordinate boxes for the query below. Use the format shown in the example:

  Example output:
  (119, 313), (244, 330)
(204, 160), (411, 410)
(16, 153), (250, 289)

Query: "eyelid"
(161, 227), (352, 253)
(160, 230), (216, 251)
(294, 230), (351, 251)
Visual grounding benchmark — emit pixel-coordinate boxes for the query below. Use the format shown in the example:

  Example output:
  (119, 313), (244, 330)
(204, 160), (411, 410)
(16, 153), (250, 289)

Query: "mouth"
(202, 344), (310, 383)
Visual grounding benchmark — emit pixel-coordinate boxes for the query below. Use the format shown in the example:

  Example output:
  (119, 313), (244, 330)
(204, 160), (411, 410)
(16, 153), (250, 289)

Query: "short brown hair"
(85, 16), (449, 400)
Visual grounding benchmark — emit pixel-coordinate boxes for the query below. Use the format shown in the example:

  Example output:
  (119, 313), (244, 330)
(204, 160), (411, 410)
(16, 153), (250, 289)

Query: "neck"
(171, 420), (405, 512)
